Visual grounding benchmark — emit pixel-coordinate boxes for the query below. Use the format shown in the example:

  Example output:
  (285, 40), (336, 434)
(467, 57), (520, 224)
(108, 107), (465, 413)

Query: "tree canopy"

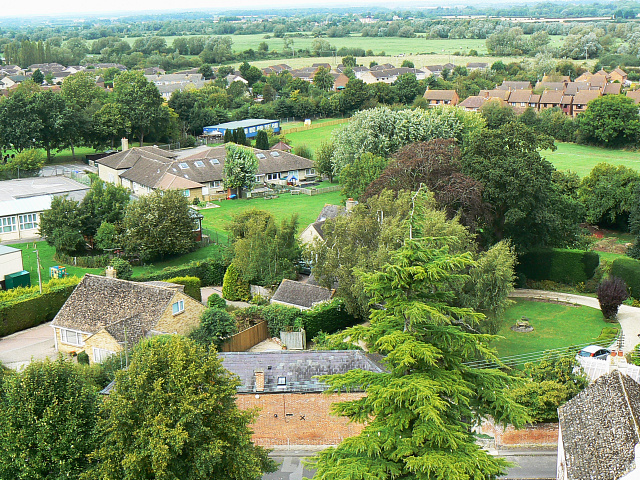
(578, 95), (640, 147)
(223, 143), (258, 197)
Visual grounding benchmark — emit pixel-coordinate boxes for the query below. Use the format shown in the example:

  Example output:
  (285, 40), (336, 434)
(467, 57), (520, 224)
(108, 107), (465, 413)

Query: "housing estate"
(144, 73), (206, 100)
(51, 274), (205, 364)
(96, 143), (316, 201)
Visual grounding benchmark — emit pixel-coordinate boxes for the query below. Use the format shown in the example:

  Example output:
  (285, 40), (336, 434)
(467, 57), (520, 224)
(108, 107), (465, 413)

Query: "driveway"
(0, 321), (57, 369)
(510, 289), (640, 352)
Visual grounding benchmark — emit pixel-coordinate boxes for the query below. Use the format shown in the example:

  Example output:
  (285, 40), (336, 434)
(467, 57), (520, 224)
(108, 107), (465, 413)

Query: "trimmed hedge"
(517, 249), (599, 285)
(164, 276), (202, 302)
(611, 257), (640, 298)
(0, 277), (80, 337)
(303, 299), (358, 339)
(135, 258), (227, 287)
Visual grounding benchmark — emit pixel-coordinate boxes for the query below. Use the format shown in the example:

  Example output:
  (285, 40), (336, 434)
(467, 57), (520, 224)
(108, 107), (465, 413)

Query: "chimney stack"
(254, 370), (265, 392)
(105, 266), (116, 279)
(345, 198), (358, 212)
(121, 138), (129, 151)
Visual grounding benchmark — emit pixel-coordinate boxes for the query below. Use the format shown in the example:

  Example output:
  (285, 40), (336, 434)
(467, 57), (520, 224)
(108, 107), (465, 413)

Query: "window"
(288, 170), (298, 178)
(256, 153), (266, 159)
(1, 216), (16, 233)
(212, 180), (222, 188)
(270, 151), (280, 157)
(277, 376), (287, 386)
(255, 174), (264, 182)
(178, 163), (188, 169)
(93, 347), (116, 364)
(305, 168), (316, 176)
(60, 328), (84, 346)
(210, 158), (220, 165)
(108, 173), (115, 183)
(183, 190), (190, 197)
(267, 173), (279, 180)
(19, 213), (38, 230)
(271, 122), (279, 128)
(172, 300), (185, 315)
(249, 127), (256, 133)
(194, 160), (205, 167)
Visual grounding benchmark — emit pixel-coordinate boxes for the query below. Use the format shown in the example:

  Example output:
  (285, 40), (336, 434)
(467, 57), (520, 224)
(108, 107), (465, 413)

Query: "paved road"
(511, 289), (640, 353)
(0, 321), (57, 369)
(264, 450), (557, 479)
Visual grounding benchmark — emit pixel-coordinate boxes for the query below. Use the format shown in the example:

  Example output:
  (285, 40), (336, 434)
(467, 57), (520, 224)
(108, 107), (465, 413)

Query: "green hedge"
(54, 253), (111, 268)
(0, 277), (80, 337)
(164, 276), (202, 302)
(303, 299), (358, 339)
(517, 249), (599, 285)
(611, 257), (640, 298)
(135, 258), (228, 287)
(262, 304), (304, 337)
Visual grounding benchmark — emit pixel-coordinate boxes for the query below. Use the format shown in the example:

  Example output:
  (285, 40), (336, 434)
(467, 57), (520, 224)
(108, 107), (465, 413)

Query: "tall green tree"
(578, 95), (640, 147)
(38, 195), (86, 255)
(255, 129), (269, 150)
(314, 141), (336, 183)
(79, 179), (131, 245)
(121, 189), (196, 261)
(32, 90), (71, 162)
(309, 238), (527, 479)
(339, 152), (388, 200)
(31, 68), (44, 85)
(85, 336), (275, 480)
(113, 71), (164, 146)
(0, 358), (99, 480)
(392, 72), (422, 104)
(91, 102), (131, 149)
(313, 66), (334, 91)
(223, 143), (258, 198)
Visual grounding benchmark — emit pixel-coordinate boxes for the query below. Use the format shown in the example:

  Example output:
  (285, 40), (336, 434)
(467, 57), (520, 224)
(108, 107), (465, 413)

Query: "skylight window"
(256, 153), (266, 159)
(194, 161), (205, 167)
(277, 376), (287, 386)
(210, 158), (220, 165)
(270, 151), (280, 157)
(178, 163), (188, 169)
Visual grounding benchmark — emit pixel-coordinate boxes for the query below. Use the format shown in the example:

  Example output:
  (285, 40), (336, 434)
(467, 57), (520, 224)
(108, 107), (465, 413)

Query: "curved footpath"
(510, 289), (640, 353)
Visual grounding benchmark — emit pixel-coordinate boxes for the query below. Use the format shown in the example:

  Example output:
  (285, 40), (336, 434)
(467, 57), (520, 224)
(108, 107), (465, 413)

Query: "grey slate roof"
(52, 274), (176, 334)
(559, 370), (640, 480)
(316, 204), (346, 222)
(219, 350), (385, 393)
(271, 279), (333, 309)
(97, 147), (177, 170)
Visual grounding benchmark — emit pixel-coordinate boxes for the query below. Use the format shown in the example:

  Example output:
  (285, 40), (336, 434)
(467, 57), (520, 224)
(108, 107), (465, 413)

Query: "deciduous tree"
(578, 95), (640, 147)
(223, 143), (258, 197)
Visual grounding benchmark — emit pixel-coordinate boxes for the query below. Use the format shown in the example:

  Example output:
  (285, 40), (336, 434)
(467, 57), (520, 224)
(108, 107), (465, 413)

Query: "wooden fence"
(282, 118), (350, 134)
(220, 321), (269, 352)
(299, 185), (342, 195)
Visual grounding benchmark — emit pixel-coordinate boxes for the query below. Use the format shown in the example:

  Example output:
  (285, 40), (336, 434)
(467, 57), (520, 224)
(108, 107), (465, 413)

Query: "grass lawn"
(492, 299), (612, 361)
(286, 122), (347, 154)
(200, 190), (343, 244)
(281, 117), (348, 131)
(544, 142), (640, 177)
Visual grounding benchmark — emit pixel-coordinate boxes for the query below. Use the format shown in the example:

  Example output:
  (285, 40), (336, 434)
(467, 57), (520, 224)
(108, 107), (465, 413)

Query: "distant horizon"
(0, 0), (589, 20)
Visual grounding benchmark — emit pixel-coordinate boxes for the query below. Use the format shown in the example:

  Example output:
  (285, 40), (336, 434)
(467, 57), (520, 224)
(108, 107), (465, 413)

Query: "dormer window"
(271, 151), (280, 157)
(256, 153), (266, 159)
(178, 163), (188, 169)
(194, 161), (205, 167)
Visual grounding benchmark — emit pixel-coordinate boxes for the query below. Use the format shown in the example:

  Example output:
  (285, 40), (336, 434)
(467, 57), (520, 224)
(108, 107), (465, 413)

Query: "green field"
(285, 122), (348, 153)
(492, 298), (611, 360)
(544, 142), (640, 177)
(200, 189), (342, 244)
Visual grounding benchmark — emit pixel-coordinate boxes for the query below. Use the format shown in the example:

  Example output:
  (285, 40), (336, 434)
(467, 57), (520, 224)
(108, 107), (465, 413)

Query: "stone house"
(557, 370), (640, 480)
(51, 274), (205, 363)
(271, 279), (333, 310)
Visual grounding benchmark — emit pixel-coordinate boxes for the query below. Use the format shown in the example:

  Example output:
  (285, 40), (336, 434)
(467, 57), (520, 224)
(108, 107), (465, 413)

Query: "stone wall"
(236, 392), (366, 447)
(155, 291), (205, 335)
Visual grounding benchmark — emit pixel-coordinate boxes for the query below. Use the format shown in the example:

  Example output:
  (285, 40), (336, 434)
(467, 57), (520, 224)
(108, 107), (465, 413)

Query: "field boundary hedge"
(517, 249), (599, 285)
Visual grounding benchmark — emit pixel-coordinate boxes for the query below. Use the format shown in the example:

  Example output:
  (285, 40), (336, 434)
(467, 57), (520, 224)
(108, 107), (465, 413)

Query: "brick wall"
(237, 392), (366, 447)
(479, 418), (559, 448)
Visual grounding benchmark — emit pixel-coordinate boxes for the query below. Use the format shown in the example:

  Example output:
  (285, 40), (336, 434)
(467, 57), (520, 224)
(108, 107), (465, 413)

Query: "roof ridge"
(619, 370), (640, 444)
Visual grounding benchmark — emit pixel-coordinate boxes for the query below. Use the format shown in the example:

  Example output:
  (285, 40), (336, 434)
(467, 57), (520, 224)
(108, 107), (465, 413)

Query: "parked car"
(576, 345), (611, 361)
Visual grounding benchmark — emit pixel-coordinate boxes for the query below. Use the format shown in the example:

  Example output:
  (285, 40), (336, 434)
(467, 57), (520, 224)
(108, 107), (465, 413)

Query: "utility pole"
(585, 46), (588, 62)
(34, 245), (42, 294)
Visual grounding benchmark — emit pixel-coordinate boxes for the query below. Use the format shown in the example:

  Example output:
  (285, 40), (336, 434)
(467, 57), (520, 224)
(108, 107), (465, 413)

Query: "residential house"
(541, 74), (570, 83)
(300, 204), (347, 245)
(271, 279), (333, 310)
(497, 80), (532, 91)
(335, 66), (371, 79)
(557, 370), (640, 480)
(603, 83), (622, 95)
(627, 90), (640, 104)
(458, 95), (487, 112)
(51, 274), (205, 363)
(333, 73), (349, 91)
(96, 146), (178, 187)
(507, 90), (538, 112)
(480, 89), (511, 101)
(423, 89), (459, 106)
(538, 90), (565, 110)
(535, 81), (566, 91)
(572, 90), (601, 117)
(610, 67), (628, 84)
(466, 62), (488, 71)
(271, 141), (292, 152)
(144, 73), (206, 100)
(91, 63), (127, 71)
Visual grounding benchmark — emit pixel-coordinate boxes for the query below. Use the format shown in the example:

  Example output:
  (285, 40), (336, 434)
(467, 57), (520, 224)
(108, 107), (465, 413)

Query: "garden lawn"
(286, 123), (347, 154)
(199, 189), (342, 244)
(544, 142), (640, 177)
(281, 117), (348, 131)
(492, 298), (612, 359)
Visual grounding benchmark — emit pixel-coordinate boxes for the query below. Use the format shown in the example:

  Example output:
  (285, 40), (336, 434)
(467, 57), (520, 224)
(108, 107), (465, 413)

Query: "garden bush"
(164, 276), (202, 302)
(262, 303), (303, 337)
(516, 249), (599, 285)
(222, 263), (250, 301)
(109, 258), (132, 280)
(303, 299), (358, 339)
(54, 252), (111, 268)
(77, 351), (90, 365)
(611, 257), (640, 298)
(189, 307), (238, 346)
(597, 276), (628, 320)
(135, 257), (228, 286)
(207, 294), (227, 309)
(0, 277), (80, 337)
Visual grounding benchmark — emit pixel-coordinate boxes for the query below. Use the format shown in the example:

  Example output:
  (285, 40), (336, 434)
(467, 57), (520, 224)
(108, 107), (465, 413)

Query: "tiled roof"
(573, 90), (601, 106)
(498, 81), (531, 90)
(119, 157), (174, 188)
(459, 95), (486, 109)
(316, 204), (346, 222)
(271, 279), (333, 309)
(104, 313), (147, 345)
(97, 147), (176, 170)
(627, 90), (640, 104)
(52, 274), (176, 334)
(540, 90), (564, 104)
(219, 350), (386, 393)
(535, 81), (565, 91)
(423, 89), (457, 100)
(604, 83), (622, 95)
(559, 371), (640, 479)
(508, 90), (534, 103)
(155, 173), (203, 190)
(480, 89), (510, 100)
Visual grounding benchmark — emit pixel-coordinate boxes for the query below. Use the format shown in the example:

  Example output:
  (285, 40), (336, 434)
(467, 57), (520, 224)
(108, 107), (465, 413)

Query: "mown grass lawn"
(544, 142), (640, 177)
(285, 122), (347, 154)
(200, 190), (343, 244)
(491, 298), (612, 360)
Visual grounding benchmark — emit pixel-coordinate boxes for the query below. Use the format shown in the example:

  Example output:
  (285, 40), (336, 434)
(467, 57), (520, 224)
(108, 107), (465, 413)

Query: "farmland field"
(544, 142), (640, 177)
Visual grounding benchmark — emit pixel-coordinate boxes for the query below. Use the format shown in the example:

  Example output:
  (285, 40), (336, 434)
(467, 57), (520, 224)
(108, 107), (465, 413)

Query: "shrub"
(250, 294), (269, 306)
(189, 307), (238, 346)
(262, 303), (304, 337)
(233, 305), (265, 331)
(516, 249), (599, 285)
(594, 326), (619, 347)
(0, 277), (80, 337)
(135, 258), (228, 286)
(222, 263), (250, 301)
(611, 257), (640, 298)
(597, 276), (629, 320)
(77, 351), (90, 365)
(207, 294), (227, 309)
(54, 252), (111, 268)
(303, 299), (358, 339)
(109, 258), (132, 280)
(164, 276), (202, 302)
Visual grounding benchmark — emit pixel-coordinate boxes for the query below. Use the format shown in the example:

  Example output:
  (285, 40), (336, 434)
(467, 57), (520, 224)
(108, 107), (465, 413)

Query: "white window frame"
(93, 347), (116, 364)
(1, 216), (17, 233)
(59, 328), (85, 347)
(172, 300), (185, 315)
(212, 180), (222, 188)
(267, 173), (279, 181)
(183, 190), (190, 197)
(202, 186), (209, 196)
(305, 168), (316, 176)
(19, 213), (38, 230)
(288, 170), (298, 178)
